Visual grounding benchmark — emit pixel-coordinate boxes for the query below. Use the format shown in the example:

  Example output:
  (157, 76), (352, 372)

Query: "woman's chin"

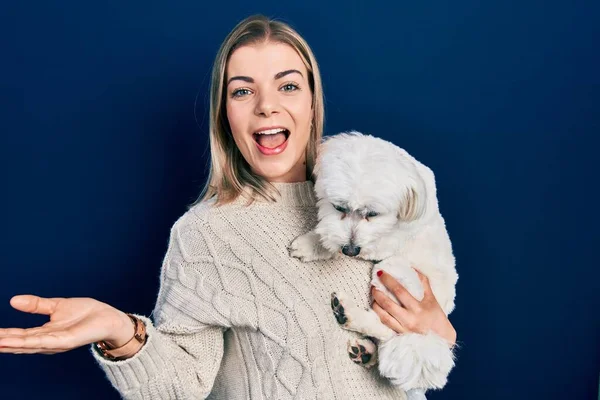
(252, 161), (304, 183)
(257, 168), (295, 182)
(246, 143), (307, 182)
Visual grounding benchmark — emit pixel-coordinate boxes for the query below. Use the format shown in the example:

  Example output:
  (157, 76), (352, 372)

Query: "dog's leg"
(289, 230), (335, 262)
(372, 256), (424, 302)
(347, 336), (378, 369)
(331, 291), (395, 340)
(378, 331), (455, 393)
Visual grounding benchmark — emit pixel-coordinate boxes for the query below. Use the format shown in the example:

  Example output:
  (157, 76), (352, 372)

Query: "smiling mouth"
(253, 128), (290, 149)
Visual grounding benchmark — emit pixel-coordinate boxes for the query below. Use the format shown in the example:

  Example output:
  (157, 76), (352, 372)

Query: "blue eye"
(281, 83), (299, 92)
(232, 88), (251, 98)
(366, 211), (379, 218)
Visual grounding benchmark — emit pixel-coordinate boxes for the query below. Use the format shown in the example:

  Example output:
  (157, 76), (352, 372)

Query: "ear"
(398, 185), (427, 222)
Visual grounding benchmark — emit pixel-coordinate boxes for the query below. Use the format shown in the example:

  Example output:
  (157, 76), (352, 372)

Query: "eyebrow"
(226, 69), (303, 86)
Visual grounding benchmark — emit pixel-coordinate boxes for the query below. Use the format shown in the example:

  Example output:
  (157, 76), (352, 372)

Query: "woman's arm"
(90, 314), (225, 399)
(0, 219), (228, 399)
(90, 220), (232, 399)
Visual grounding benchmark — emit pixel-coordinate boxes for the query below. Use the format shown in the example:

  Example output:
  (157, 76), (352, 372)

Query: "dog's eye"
(366, 211), (379, 218)
(333, 204), (349, 214)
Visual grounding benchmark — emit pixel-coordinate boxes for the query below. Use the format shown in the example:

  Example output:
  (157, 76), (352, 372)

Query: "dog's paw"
(331, 292), (348, 325)
(373, 258), (425, 302)
(289, 231), (332, 262)
(348, 337), (378, 369)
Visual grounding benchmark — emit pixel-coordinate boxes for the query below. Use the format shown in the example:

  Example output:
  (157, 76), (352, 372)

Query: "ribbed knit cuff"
(89, 314), (166, 392)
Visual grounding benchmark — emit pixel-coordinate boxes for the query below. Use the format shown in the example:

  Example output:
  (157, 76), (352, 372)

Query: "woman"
(0, 14), (456, 399)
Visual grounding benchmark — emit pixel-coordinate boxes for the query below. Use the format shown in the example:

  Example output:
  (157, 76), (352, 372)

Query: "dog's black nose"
(341, 244), (361, 257)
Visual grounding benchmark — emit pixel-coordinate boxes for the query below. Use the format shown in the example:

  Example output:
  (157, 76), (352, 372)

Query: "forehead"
(226, 42), (307, 79)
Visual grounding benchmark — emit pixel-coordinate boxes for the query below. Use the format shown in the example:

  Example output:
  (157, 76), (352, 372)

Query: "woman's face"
(225, 41), (313, 183)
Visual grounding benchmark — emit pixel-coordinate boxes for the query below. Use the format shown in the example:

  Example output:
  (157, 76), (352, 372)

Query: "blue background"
(1, 1), (599, 399)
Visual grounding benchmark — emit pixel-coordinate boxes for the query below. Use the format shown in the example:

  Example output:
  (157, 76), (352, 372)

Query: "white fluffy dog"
(289, 131), (458, 400)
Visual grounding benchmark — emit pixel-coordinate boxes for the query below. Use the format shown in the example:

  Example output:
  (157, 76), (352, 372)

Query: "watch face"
(132, 317), (146, 343)
(94, 342), (114, 359)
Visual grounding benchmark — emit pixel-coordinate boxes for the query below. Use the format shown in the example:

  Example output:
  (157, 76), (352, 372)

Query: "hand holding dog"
(372, 269), (457, 347)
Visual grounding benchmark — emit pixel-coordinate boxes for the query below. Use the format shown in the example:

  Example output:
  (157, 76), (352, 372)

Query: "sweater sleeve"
(90, 214), (231, 399)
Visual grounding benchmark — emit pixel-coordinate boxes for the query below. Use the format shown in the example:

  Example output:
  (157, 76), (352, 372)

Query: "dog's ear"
(312, 133), (341, 179)
(398, 185), (426, 222)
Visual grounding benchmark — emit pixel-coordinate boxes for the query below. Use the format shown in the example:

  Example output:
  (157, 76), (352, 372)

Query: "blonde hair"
(189, 14), (324, 208)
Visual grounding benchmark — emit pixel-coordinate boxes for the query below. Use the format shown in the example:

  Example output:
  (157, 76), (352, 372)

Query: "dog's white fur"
(289, 131), (458, 399)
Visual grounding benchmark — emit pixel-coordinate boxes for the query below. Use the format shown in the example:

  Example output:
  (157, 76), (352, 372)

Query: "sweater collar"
(230, 180), (317, 207)
(270, 180), (317, 207)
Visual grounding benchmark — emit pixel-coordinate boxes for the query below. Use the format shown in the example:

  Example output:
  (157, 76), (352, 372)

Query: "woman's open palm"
(0, 295), (126, 355)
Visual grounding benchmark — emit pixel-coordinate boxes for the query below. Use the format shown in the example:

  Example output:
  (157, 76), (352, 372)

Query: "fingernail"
(377, 270), (383, 277)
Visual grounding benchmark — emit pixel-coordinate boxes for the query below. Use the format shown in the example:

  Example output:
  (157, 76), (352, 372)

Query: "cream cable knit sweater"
(90, 181), (407, 399)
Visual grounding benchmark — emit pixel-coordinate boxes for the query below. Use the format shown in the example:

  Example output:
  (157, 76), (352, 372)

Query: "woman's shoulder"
(161, 200), (220, 260)
(168, 197), (246, 246)
(170, 200), (213, 232)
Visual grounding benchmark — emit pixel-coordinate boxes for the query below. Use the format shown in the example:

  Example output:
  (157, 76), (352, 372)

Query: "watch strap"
(95, 314), (147, 360)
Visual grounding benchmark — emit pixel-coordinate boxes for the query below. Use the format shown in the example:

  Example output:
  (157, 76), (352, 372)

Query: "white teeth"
(255, 128), (287, 135)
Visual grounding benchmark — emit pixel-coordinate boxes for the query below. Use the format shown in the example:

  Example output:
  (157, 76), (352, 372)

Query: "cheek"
(357, 218), (395, 239)
(226, 103), (252, 150)
(287, 96), (313, 136)
(317, 213), (350, 236)
(226, 103), (246, 133)
(315, 216), (348, 246)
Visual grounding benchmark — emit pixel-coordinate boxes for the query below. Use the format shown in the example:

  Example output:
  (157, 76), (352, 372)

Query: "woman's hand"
(371, 268), (457, 346)
(0, 295), (134, 355)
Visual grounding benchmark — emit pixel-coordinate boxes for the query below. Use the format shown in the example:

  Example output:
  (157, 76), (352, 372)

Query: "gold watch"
(94, 314), (147, 360)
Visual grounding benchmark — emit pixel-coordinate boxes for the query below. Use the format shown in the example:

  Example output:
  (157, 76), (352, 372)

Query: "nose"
(341, 244), (361, 257)
(254, 91), (280, 117)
